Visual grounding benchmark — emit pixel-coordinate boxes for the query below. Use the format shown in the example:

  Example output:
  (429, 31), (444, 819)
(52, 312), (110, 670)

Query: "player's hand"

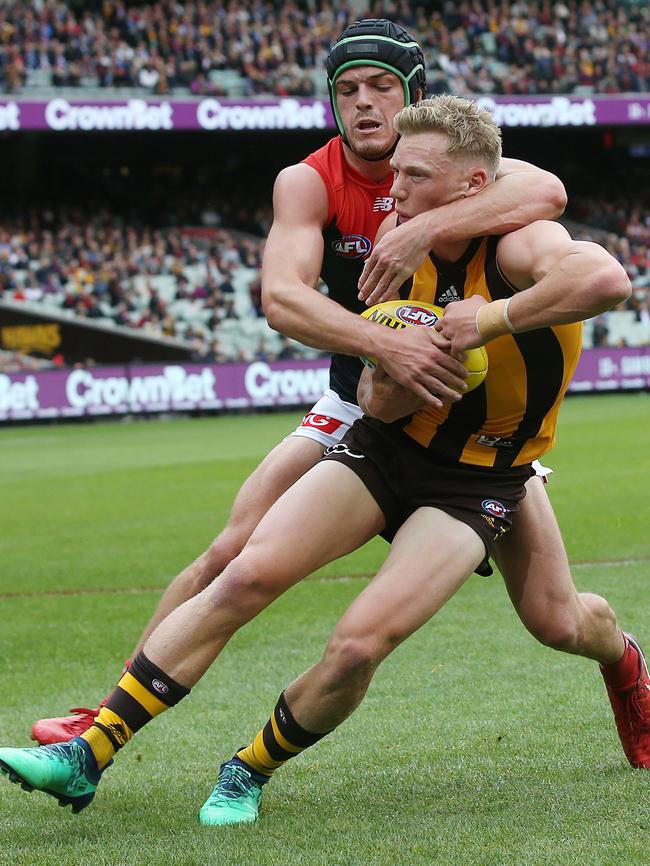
(361, 364), (427, 423)
(435, 296), (487, 350)
(375, 325), (469, 409)
(358, 219), (432, 305)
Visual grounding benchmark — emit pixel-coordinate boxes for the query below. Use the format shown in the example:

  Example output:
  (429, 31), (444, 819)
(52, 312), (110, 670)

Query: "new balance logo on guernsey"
(438, 285), (461, 304)
(372, 196), (394, 212)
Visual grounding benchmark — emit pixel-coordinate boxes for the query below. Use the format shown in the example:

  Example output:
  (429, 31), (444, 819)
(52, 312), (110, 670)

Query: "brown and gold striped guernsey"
(391, 235), (582, 468)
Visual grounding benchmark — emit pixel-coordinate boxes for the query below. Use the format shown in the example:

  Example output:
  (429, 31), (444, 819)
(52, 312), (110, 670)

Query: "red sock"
(602, 636), (639, 689)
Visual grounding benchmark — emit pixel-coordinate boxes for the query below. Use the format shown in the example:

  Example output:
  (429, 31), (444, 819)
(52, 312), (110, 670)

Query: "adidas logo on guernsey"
(372, 196), (394, 212)
(438, 286), (461, 304)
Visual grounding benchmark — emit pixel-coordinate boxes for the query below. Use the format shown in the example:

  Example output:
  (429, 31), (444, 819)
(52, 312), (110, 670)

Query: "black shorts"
(321, 417), (534, 576)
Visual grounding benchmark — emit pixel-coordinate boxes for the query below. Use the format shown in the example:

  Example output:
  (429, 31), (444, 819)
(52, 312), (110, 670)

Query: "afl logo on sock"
(152, 678), (169, 695)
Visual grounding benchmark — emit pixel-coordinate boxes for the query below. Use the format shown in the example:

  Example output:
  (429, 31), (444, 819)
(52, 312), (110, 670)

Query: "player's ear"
(465, 167), (489, 196)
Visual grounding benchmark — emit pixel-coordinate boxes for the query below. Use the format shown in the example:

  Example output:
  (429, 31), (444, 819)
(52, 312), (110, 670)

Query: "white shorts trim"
(289, 389), (555, 476)
(532, 458), (553, 482)
(288, 388), (363, 449)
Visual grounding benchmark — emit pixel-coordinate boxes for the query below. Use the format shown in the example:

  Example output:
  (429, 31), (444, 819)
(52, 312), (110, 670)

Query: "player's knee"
(204, 552), (280, 625)
(523, 607), (581, 652)
(191, 527), (250, 595)
(323, 634), (384, 689)
(578, 591), (617, 629)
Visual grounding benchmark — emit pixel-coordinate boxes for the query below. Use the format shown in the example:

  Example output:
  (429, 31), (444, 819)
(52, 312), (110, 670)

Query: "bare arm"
(262, 164), (468, 407)
(358, 158), (567, 304)
(357, 364), (426, 423)
(435, 221), (632, 351)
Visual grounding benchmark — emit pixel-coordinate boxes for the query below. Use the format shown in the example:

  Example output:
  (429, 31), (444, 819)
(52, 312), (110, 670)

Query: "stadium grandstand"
(0, 0), (648, 382)
(0, 0), (647, 97)
(2, 6), (650, 861)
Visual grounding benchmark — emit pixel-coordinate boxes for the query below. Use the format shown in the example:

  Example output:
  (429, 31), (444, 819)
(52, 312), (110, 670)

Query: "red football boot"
(601, 634), (650, 769)
(31, 702), (106, 745)
(31, 661), (131, 746)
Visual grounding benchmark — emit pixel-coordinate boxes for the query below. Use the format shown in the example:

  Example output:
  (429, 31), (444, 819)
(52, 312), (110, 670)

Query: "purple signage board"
(1, 95), (650, 132)
(1, 348), (648, 423)
(0, 360), (331, 422)
(0, 97), (331, 132)
(568, 346), (650, 393)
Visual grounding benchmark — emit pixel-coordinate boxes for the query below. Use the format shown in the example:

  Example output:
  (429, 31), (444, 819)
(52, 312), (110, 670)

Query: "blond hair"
(394, 94), (502, 179)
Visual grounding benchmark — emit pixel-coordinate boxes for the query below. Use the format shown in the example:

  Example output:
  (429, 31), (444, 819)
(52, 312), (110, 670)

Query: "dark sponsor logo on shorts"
(395, 304), (440, 327)
(480, 513), (496, 529)
(152, 679), (169, 695)
(324, 443), (365, 459)
(476, 434), (516, 449)
(482, 499), (508, 518)
(301, 413), (343, 434)
(332, 235), (372, 258)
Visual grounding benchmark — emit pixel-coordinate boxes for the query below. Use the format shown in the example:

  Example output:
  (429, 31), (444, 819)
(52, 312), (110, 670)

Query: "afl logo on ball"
(395, 304), (440, 327)
(482, 499), (508, 518)
(333, 235), (372, 259)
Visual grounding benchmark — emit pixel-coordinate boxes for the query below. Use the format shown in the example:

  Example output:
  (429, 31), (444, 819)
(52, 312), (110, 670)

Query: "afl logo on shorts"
(333, 235), (372, 259)
(395, 304), (440, 327)
(482, 499), (508, 518)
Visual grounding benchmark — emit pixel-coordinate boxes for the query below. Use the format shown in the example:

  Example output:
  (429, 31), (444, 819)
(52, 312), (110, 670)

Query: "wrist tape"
(475, 297), (515, 342)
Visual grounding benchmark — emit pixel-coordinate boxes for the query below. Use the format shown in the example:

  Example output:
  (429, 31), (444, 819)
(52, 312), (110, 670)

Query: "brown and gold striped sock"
(81, 651), (190, 769)
(236, 692), (330, 778)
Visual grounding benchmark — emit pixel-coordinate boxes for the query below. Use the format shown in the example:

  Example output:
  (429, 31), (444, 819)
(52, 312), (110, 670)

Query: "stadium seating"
(1, 2), (647, 365)
(1, 198), (647, 366)
(1, 0), (647, 97)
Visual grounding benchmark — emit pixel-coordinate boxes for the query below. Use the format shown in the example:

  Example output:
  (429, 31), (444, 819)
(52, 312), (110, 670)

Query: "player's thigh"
(328, 507), (485, 657)
(494, 475), (576, 617)
(227, 434), (325, 533)
(239, 460), (386, 590)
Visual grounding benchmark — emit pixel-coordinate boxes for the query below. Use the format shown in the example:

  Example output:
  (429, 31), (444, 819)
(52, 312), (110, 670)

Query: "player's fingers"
(358, 258), (378, 298)
(430, 329), (452, 350)
(409, 382), (445, 409)
(421, 335), (466, 379)
(363, 276), (394, 306)
(434, 384), (464, 403)
(422, 358), (468, 393)
(375, 273), (407, 304)
(420, 367), (467, 400)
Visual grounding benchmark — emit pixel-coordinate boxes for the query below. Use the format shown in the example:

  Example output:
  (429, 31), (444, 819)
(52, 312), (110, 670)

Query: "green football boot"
(0, 738), (102, 813)
(199, 757), (268, 826)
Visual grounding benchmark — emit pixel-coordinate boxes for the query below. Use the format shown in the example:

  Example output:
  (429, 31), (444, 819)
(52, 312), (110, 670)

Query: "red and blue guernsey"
(303, 136), (394, 404)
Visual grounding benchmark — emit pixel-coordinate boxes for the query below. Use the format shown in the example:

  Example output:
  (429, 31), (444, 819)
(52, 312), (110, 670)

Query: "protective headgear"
(326, 18), (426, 144)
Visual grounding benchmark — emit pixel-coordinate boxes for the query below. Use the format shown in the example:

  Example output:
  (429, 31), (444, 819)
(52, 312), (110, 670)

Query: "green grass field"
(1, 393), (649, 866)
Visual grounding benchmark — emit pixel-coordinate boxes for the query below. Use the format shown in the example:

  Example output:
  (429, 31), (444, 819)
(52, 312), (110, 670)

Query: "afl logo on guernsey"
(395, 304), (440, 327)
(482, 499), (508, 518)
(333, 235), (372, 259)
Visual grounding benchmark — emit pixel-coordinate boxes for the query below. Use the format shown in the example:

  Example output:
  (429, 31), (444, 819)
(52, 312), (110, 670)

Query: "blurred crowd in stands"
(1, 1), (648, 371)
(0, 0), (647, 97)
(1, 187), (648, 371)
(0, 204), (311, 368)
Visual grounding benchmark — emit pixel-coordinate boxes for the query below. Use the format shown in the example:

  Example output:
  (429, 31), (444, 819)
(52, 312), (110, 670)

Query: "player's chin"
(350, 134), (396, 160)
